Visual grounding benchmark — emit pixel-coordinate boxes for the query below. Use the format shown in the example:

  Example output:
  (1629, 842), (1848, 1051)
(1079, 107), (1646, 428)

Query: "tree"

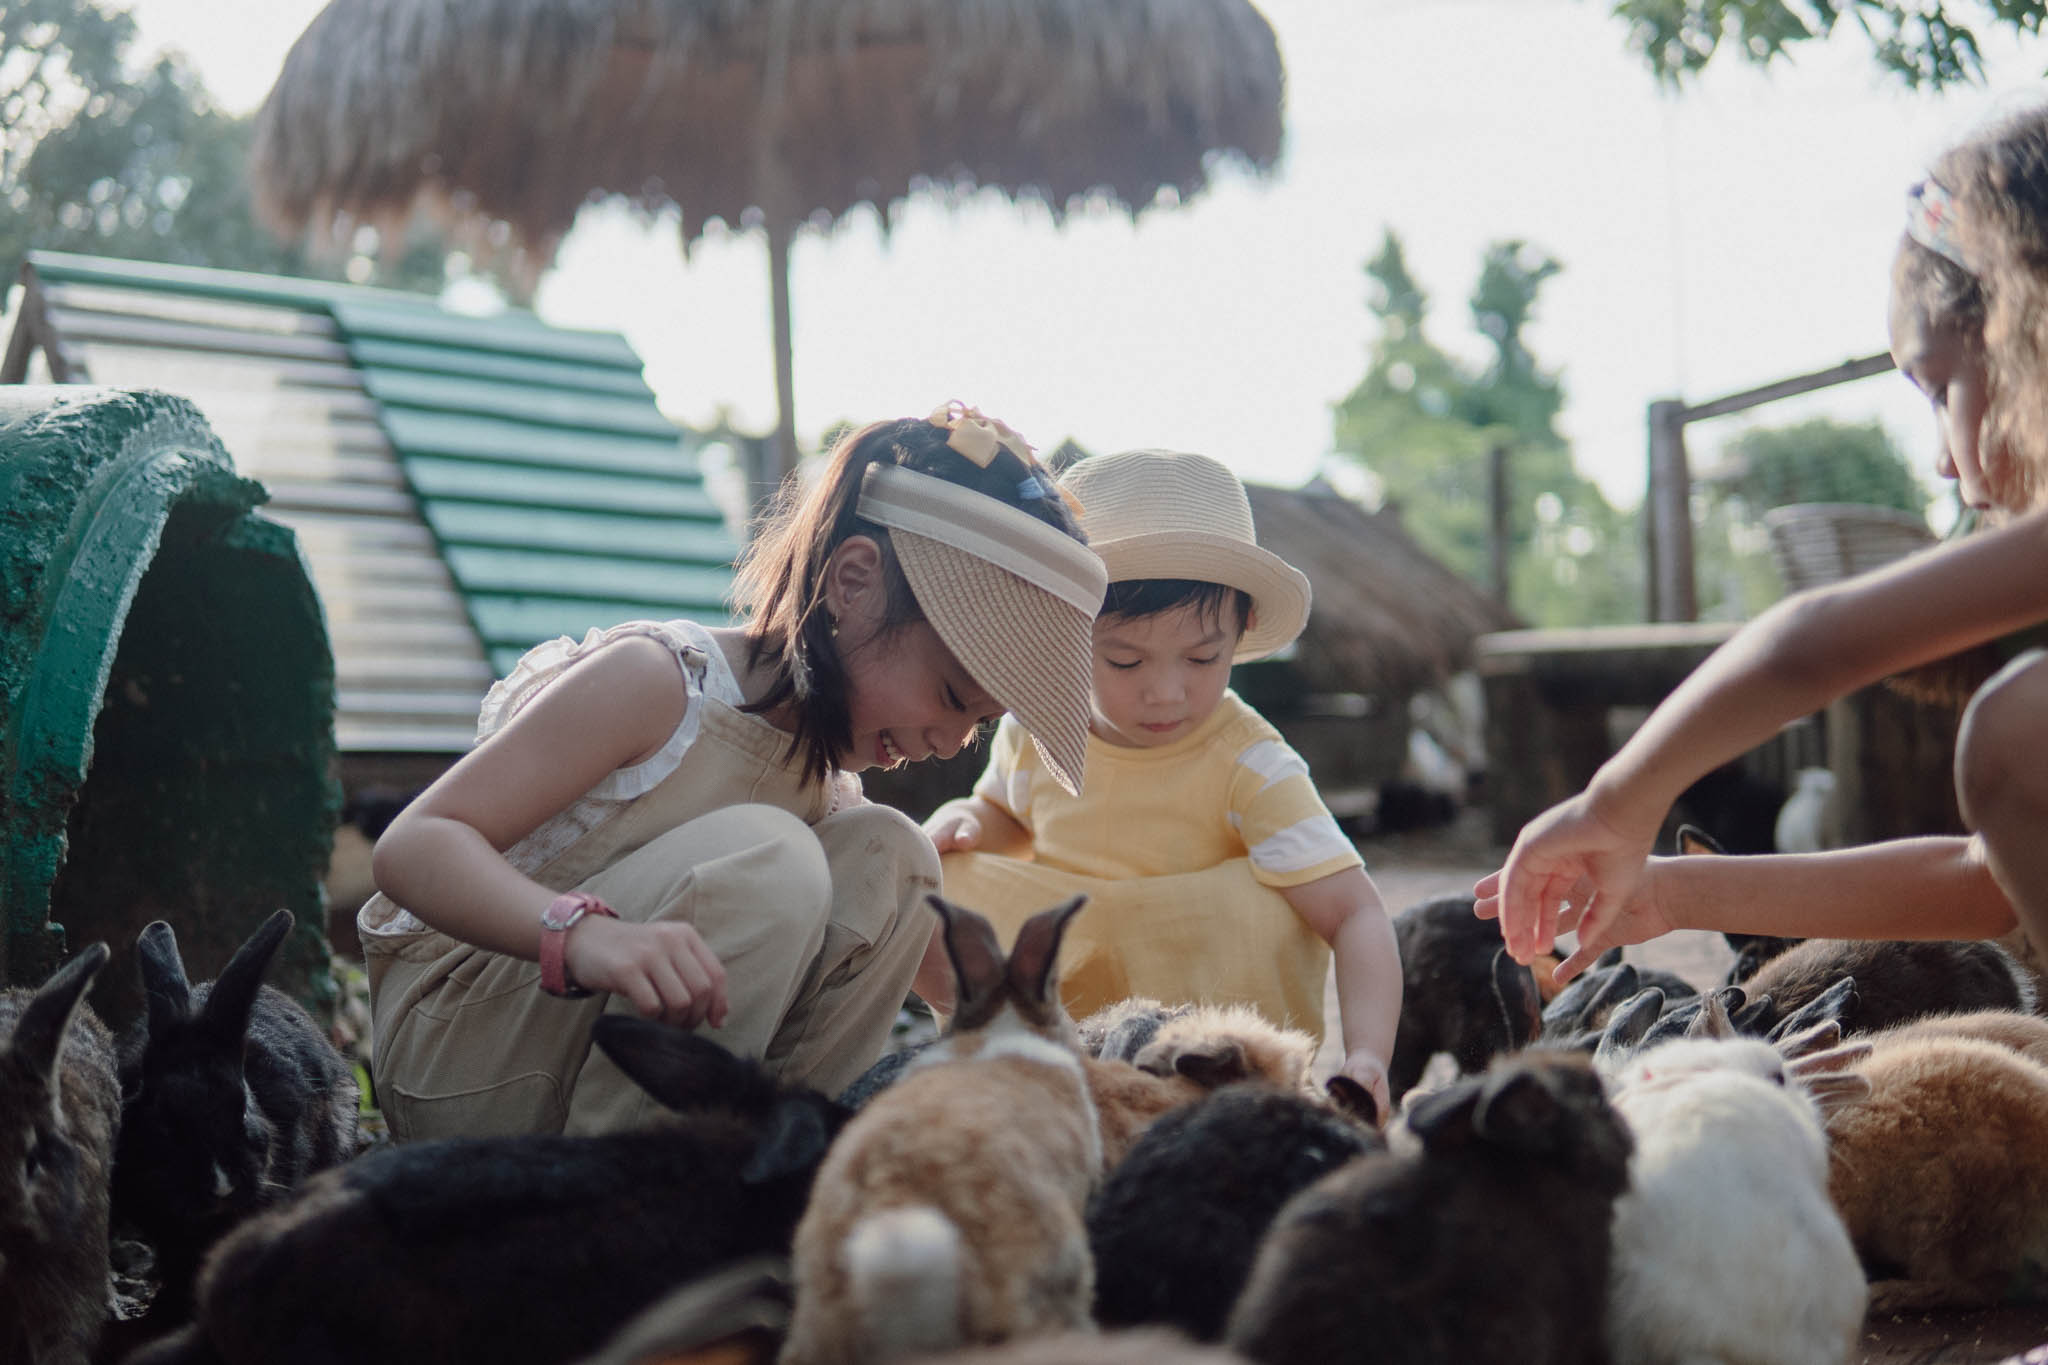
(2, 0), (447, 289)
(1610, 0), (2046, 88)
(1692, 416), (1928, 617)
(1331, 232), (1642, 628)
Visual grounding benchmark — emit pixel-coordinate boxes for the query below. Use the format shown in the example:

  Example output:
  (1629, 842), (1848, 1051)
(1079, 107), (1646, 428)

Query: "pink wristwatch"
(538, 892), (618, 998)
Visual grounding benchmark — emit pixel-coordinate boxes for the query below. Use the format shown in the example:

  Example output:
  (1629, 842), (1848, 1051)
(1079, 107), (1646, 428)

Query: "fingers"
(924, 815), (979, 853)
(570, 920), (727, 1029)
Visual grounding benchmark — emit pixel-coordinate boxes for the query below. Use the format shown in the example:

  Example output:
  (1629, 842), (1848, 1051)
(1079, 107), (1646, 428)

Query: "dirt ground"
(1344, 810), (2048, 1365)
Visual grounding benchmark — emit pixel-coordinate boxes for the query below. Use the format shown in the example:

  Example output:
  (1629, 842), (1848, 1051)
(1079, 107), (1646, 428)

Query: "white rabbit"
(1603, 1034), (1868, 1365)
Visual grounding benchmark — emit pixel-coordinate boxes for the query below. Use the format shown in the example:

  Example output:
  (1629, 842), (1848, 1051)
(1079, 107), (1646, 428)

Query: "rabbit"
(1090, 1003), (1320, 1168)
(124, 1018), (853, 1365)
(1078, 997), (1197, 1064)
(571, 1257), (792, 1365)
(1678, 823), (2037, 1025)
(0, 942), (119, 1365)
(1868, 1006), (2048, 1065)
(780, 895), (1100, 1365)
(1600, 1032), (1869, 1365)
(906, 1329), (1255, 1364)
(1385, 894), (1544, 1104)
(110, 909), (361, 1326)
(1224, 1051), (1633, 1365)
(1743, 937), (2035, 1033)
(1824, 1031), (2048, 1311)
(1087, 1082), (1383, 1341)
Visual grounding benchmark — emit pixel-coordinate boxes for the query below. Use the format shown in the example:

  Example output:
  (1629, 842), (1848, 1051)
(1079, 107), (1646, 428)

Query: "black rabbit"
(110, 909), (360, 1324)
(1088, 1083), (1382, 1341)
(0, 943), (119, 1365)
(1386, 895), (1544, 1105)
(131, 1019), (852, 1365)
(1226, 1052), (1633, 1365)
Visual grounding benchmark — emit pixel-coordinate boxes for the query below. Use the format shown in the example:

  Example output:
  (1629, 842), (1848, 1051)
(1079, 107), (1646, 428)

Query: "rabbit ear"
(929, 895), (1008, 1011)
(740, 1098), (837, 1185)
(10, 943), (110, 1084)
(1593, 988), (1666, 1067)
(1676, 824), (1726, 856)
(1169, 1039), (1248, 1089)
(1325, 1074), (1381, 1128)
(1767, 977), (1857, 1044)
(198, 909), (293, 1048)
(591, 1016), (764, 1113)
(1686, 988), (1737, 1041)
(135, 920), (194, 1035)
(1005, 895), (1087, 1006)
(1774, 1017), (1845, 1061)
(1471, 1066), (1567, 1152)
(1490, 948), (1541, 1048)
(1576, 962), (1641, 1030)
(1402, 1076), (1483, 1145)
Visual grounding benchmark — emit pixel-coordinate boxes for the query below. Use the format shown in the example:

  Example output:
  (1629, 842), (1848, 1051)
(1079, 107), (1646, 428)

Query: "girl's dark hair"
(730, 416), (1086, 785)
(1100, 578), (1252, 636)
(1897, 102), (2048, 513)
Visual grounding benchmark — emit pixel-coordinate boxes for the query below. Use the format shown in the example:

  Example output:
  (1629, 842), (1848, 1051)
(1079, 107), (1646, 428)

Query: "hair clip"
(1906, 178), (1971, 274)
(928, 400), (1035, 469)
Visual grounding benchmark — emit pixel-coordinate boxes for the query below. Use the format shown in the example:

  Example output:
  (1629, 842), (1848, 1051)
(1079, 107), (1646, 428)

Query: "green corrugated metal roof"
(28, 252), (740, 677)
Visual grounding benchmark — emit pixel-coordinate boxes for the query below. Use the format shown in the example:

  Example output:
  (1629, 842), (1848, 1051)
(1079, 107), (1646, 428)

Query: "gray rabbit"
(0, 942), (120, 1365)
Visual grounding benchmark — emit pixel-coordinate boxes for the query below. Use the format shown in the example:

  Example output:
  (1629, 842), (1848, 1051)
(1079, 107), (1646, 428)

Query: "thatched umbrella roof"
(1245, 479), (1524, 700)
(250, 0), (1285, 493)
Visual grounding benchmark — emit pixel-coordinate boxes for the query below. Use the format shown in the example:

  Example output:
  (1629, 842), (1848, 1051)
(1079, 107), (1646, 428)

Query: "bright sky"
(134, 0), (2048, 515)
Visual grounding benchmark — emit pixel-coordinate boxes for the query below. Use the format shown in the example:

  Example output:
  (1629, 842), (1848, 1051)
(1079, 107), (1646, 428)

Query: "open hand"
(1473, 791), (1668, 982)
(564, 917), (729, 1028)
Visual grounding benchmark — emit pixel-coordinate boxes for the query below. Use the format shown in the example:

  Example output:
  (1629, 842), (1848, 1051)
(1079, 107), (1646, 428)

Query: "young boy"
(924, 448), (1402, 1116)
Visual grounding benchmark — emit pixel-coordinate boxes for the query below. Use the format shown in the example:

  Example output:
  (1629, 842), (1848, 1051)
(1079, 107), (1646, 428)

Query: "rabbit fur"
(1224, 1051), (1633, 1365)
(1386, 894), (1544, 1105)
(906, 1329), (1255, 1365)
(1825, 1031), (2048, 1311)
(1088, 1083), (1382, 1341)
(0, 943), (119, 1365)
(780, 896), (1100, 1365)
(110, 909), (359, 1324)
(1601, 1033), (1868, 1365)
(125, 1018), (850, 1365)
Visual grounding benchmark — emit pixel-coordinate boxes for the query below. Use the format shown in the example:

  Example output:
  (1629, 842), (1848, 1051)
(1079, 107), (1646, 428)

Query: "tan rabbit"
(780, 896), (1101, 1365)
(1827, 1032), (2048, 1310)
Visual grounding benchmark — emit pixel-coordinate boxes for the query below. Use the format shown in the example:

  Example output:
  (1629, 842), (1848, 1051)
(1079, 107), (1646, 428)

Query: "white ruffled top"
(361, 618), (860, 938)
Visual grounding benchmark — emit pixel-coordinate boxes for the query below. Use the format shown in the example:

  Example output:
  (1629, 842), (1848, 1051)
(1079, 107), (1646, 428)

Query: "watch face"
(542, 896), (585, 931)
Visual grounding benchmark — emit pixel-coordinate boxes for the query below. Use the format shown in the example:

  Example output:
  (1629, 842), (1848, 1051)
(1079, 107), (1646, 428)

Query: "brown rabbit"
(780, 896), (1100, 1365)
(1825, 1031), (2048, 1310)
(1087, 1004), (1319, 1169)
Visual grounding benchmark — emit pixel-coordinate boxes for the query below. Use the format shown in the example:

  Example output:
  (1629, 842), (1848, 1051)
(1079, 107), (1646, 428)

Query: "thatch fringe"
(250, 0), (1285, 260)
(1245, 481), (1525, 699)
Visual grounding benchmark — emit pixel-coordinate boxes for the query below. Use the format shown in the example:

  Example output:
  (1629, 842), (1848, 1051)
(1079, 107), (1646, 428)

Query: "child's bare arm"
(924, 794), (1032, 857)
(1285, 866), (1401, 1121)
(372, 636), (728, 1027)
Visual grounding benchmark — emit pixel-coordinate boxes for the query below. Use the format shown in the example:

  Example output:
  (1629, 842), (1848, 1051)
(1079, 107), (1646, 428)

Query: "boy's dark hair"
(1099, 578), (1252, 636)
(730, 417), (1085, 785)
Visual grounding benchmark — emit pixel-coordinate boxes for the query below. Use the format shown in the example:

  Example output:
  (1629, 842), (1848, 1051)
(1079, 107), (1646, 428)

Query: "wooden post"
(1646, 399), (1695, 622)
(761, 220), (798, 527)
(1487, 441), (1510, 606)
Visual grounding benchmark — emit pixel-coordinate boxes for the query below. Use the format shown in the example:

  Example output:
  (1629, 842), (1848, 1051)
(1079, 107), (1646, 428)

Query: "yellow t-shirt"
(972, 690), (1361, 887)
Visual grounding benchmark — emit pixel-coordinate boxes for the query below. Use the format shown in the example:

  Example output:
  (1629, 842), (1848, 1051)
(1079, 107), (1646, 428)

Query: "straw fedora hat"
(1060, 449), (1311, 662)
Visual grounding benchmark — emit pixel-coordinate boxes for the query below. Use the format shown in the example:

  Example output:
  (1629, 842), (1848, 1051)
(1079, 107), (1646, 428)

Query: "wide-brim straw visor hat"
(854, 408), (1107, 796)
(1058, 449), (1311, 662)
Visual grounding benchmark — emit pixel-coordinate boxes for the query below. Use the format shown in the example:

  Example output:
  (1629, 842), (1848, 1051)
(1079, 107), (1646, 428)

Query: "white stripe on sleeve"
(1248, 813), (1354, 874)
(1235, 739), (1310, 792)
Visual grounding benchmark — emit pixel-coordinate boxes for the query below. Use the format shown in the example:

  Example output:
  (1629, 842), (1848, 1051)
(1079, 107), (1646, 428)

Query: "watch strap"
(538, 892), (618, 998)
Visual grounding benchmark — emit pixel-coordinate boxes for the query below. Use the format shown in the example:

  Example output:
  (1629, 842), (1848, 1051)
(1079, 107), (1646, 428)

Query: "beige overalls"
(359, 623), (938, 1140)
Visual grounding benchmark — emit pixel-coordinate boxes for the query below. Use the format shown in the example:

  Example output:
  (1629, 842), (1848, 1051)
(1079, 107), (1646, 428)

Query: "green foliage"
(1, 0), (446, 290)
(1331, 231), (1643, 628)
(1693, 416), (1928, 617)
(1610, 0), (2047, 88)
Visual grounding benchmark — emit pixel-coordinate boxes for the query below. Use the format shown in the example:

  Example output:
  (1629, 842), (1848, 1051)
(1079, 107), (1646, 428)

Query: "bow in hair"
(927, 400), (1085, 518)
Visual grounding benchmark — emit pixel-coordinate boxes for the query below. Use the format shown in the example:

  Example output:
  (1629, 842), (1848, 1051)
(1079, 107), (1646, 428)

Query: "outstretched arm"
(1287, 867), (1401, 1121)
(1484, 508), (2048, 970)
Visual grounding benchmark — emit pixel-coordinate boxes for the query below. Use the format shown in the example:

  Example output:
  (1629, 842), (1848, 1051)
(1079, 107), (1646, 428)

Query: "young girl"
(1480, 102), (2048, 986)
(361, 404), (1106, 1140)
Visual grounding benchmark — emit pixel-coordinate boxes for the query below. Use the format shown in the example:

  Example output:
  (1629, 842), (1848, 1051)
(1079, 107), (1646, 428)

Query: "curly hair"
(729, 417), (1086, 785)
(1895, 102), (2048, 515)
